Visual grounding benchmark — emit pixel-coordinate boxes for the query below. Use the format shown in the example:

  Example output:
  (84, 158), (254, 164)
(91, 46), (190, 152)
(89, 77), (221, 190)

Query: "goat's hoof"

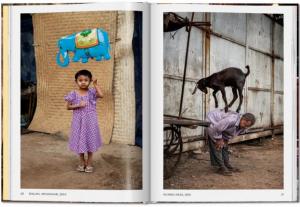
(224, 107), (229, 112)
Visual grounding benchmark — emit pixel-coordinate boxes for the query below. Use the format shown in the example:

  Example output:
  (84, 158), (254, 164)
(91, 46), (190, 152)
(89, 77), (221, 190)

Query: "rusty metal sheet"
(273, 59), (283, 126)
(208, 14), (246, 115)
(164, 12), (207, 138)
(274, 59), (284, 91)
(212, 13), (246, 44)
(180, 81), (206, 137)
(247, 49), (272, 89)
(164, 26), (204, 78)
(274, 22), (283, 58)
(247, 14), (272, 54)
(164, 28), (187, 77)
(186, 27), (205, 78)
(192, 12), (205, 22)
(164, 79), (204, 118)
(164, 78), (182, 116)
(246, 90), (271, 128)
(164, 78), (206, 137)
(210, 35), (246, 74)
(273, 94), (283, 126)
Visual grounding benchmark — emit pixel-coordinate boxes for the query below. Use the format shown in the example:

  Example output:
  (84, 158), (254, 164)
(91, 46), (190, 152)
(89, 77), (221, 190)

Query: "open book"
(1, 2), (298, 203)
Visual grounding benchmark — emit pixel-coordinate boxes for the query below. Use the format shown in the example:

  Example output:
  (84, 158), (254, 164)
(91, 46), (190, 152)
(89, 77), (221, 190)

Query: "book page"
(151, 3), (298, 202)
(3, 2), (150, 203)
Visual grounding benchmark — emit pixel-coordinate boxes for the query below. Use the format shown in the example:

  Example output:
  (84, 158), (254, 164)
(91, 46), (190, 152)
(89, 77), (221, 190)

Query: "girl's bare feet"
(85, 166), (94, 173)
(76, 165), (85, 172)
(77, 153), (86, 172)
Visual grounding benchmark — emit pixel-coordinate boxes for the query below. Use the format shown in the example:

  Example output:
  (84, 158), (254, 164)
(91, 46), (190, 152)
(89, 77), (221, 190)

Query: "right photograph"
(163, 12), (283, 189)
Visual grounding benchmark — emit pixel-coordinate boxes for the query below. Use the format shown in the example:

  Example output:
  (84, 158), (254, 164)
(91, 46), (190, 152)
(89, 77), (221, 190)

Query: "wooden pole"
(178, 12), (194, 118)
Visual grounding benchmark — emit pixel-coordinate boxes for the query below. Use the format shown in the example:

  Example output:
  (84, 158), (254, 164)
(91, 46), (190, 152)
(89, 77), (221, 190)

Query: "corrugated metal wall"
(164, 13), (206, 140)
(164, 12), (283, 145)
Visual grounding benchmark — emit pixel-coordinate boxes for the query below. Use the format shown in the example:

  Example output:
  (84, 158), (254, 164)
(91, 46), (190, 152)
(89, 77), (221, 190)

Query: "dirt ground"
(21, 132), (142, 189)
(164, 135), (283, 189)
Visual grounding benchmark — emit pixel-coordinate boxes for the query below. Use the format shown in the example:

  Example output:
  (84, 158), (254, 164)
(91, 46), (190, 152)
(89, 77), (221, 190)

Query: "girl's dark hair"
(75, 69), (92, 80)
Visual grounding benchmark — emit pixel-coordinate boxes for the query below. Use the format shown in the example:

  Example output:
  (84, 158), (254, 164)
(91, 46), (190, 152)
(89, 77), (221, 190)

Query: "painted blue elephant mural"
(56, 28), (111, 67)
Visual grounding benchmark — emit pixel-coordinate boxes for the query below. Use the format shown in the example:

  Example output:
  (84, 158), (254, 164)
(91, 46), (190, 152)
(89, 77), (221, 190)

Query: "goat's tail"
(245, 65), (250, 77)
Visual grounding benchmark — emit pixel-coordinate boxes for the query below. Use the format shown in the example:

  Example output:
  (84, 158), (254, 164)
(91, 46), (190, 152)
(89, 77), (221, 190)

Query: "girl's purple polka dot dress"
(64, 88), (102, 154)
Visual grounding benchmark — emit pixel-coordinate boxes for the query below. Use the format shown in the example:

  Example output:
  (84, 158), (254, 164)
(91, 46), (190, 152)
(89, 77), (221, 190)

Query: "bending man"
(206, 109), (256, 176)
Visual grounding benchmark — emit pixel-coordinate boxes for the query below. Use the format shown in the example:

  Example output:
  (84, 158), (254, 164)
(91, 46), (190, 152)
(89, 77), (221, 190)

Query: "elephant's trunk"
(56, 49), (69, 67)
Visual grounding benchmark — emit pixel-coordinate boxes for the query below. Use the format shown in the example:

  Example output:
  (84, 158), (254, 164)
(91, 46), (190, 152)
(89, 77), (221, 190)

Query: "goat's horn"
(192, 83), (198, 95)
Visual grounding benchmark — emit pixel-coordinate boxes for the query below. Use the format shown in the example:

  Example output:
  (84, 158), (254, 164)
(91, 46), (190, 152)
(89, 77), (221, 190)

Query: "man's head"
(239, 113), (256, 129)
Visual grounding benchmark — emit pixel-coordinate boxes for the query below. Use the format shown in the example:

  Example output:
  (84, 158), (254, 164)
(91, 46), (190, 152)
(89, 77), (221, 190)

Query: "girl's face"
(76, 75), (91, 89)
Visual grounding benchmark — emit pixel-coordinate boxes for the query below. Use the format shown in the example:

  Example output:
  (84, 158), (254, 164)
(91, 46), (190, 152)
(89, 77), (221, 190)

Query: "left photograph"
(21, 10), (143, 190)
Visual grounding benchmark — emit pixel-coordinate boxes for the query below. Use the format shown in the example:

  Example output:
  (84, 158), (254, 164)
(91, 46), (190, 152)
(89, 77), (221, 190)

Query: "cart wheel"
(163, 126), (183, 179)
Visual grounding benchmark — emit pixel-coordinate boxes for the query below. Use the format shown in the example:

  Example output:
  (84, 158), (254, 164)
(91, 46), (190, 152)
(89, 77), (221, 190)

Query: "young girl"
(64, 69), (103, 173)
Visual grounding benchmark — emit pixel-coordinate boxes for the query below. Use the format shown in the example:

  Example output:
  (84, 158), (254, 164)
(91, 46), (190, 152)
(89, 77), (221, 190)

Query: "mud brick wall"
(111, 11), (136, 145)
(29, 11), (136, 145)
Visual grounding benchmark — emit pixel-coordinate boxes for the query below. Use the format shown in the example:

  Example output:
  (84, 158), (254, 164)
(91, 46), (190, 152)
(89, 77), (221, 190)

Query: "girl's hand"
(78, 100), (87, 108)
(92, 79), (104, 98)
(93, 79), (98, 87)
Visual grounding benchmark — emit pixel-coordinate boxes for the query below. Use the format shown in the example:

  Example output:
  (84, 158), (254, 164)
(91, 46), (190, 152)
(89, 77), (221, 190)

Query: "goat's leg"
(228, 88), (238, 108)
(212, 90), (219, 108)
(220, 88), (229, 112)
(236, 88), (244, 113)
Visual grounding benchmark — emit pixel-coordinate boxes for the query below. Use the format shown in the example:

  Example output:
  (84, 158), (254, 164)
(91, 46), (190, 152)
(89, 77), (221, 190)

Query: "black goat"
(192, 65), (250, 113)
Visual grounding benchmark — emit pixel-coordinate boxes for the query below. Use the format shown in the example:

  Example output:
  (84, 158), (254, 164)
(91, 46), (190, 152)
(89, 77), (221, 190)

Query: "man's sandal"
(228, 167), (242, 173)
(216, 167), (233, 176)
(226, 165), (242, 173)
(85, 166), (94, 173)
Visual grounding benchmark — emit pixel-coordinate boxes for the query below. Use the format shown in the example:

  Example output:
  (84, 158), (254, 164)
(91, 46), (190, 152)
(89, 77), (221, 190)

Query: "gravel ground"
(21, 132), (142, 190)
(164, 135), (283, 189)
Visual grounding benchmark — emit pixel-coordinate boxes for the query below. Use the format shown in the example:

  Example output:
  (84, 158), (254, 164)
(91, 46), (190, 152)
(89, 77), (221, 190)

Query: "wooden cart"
(164, 115), (210, 179)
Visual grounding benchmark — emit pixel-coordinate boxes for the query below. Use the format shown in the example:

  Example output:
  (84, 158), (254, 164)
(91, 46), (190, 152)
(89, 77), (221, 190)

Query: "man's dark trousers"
(208, 136), (230, 169)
